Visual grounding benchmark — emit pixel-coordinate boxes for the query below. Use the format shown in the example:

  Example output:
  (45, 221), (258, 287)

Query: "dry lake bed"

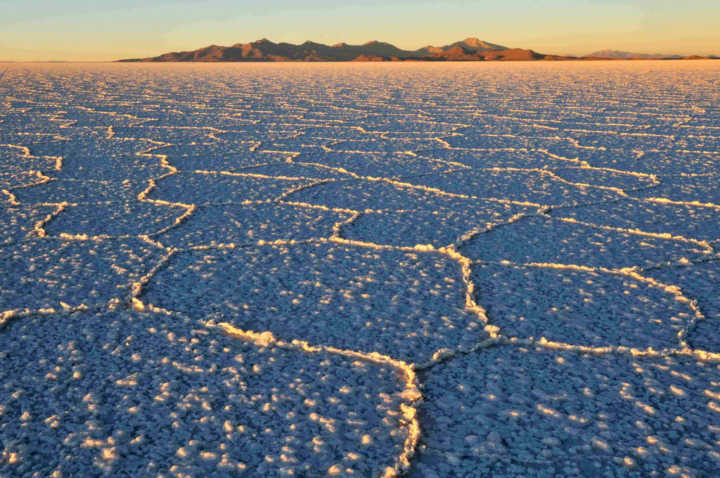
(1, 61), (720, 477)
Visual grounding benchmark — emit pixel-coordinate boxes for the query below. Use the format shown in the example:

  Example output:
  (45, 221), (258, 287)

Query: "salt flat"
(1, 61), (719, 477)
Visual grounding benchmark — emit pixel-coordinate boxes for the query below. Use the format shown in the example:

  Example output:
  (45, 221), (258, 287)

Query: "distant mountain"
(587, 50), (683, 59)
(118, 38), (572, 62)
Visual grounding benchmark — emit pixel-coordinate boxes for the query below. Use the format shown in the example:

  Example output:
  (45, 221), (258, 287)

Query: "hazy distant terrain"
(587, 49), (683, 59)
(1, 61), (720, 477)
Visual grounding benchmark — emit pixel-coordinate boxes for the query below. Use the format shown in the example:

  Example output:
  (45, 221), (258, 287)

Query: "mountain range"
(119, 38), (568, 62)
(118, 38), (717, 62)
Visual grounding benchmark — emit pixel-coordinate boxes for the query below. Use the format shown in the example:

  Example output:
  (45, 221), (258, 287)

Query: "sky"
(1, 0), (719, 61)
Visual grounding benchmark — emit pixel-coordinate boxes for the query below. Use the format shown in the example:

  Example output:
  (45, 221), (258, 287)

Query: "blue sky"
(1, 0), (718, 60)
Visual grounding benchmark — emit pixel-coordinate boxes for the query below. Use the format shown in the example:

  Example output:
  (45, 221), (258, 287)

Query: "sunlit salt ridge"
(1, 61), (719, 477)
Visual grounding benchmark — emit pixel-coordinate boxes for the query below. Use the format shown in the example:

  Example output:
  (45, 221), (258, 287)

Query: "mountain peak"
(462, 37), (484, 46)
(451, 38), (507, 52)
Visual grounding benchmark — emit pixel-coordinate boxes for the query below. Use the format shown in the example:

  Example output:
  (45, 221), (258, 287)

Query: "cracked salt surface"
(460, 215), (709, 269)
(412, 347), (720, 477)
(143, 243), (485, 364)
(157, 203), (351, 247)
(1, 61), (720, 477)
(0, 312), (412, 477)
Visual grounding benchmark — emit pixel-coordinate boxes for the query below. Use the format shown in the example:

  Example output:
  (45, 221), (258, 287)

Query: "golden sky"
(1, 0), (718, 61)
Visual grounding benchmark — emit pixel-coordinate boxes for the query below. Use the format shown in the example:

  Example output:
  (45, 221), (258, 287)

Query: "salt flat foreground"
(1, 62), (719, 477)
